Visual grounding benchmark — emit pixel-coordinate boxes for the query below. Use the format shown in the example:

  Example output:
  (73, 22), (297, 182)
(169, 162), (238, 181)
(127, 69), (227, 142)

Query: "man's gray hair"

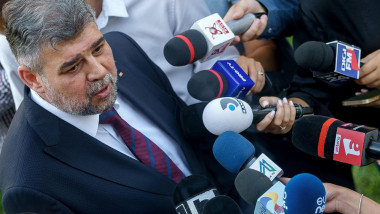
(2, 0), (96, 73)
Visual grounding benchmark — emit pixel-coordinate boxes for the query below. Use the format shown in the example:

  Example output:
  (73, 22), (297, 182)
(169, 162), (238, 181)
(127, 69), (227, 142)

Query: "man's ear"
(18, 65), (45, 94)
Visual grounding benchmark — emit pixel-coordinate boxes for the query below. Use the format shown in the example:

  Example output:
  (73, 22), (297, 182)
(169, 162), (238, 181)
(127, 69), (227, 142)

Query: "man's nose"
(87, 57), (107, 81)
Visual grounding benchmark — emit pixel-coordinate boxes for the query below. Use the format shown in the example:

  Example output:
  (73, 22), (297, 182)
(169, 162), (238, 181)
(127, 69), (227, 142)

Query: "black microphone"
(202, 195), (243, 214)
(292, 115), (380, 166)
(234, 168), (273, 205)
(173, 175), (220, 214)
(164, 13), (259, 66)
(187, 60), (254, 101)
(294, 41), (362, 83)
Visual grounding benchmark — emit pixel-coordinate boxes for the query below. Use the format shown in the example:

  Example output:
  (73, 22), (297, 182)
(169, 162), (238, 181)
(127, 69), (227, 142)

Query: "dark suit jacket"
(0, 32), (211, 214)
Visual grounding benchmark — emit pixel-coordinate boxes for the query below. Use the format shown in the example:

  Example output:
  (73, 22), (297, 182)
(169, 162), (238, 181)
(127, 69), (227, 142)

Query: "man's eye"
(68, 64), (79, 73)
(94, 45), (103, 55)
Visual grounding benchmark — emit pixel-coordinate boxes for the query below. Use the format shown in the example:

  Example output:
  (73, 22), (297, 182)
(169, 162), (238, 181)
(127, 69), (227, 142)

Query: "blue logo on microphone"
(220, 98), (239, 111)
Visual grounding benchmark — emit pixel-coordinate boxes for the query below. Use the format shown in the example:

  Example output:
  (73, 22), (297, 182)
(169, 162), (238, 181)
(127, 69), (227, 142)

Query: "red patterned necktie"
(100, 107), (184, 182)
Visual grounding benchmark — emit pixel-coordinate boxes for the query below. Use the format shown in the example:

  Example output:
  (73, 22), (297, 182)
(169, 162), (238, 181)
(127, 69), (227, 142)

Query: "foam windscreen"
(292, 115), (345, 159)
(187, 70), (228, 101)
(234, 168), (273, 205)
(294, 41), (334, 71)
(213, 131), (255, 173)
(164, 29), (208, 66)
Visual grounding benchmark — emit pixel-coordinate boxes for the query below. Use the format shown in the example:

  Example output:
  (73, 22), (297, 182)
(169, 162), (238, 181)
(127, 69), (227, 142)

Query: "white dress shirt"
(30, 90), (192, 176)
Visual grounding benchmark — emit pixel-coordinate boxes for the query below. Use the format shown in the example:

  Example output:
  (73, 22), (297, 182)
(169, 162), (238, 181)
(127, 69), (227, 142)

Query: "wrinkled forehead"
(39, 22), (103, 72)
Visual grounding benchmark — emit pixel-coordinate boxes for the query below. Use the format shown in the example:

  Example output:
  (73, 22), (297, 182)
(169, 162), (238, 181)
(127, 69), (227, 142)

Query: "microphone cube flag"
(254, 181), (285, 214)
(319, 41), (361, 83)
(211, 60), (254, 99)
(191, 13), (235, 62)
(202, 97), (253, 135)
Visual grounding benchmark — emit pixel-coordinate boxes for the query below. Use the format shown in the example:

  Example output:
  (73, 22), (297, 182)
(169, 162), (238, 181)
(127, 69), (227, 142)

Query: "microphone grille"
(164, 29), (208, 66)
(292, 115), (345, 159)
(188, 69), (229, 101)
(234, 168), (272, 205)
(294, 41), (334, 71)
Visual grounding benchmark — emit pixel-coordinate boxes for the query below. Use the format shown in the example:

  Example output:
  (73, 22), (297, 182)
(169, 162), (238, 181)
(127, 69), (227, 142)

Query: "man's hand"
(255, 96), (296, 134)
(236, 55), (265, 94)
(224, 0), (268, 42)
(355, 49), (380, 89)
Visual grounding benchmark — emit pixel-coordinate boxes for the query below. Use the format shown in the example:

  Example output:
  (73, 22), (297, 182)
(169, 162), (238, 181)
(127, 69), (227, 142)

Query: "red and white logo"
(333, 128), (365, 166)
(205, 20), (230, 39)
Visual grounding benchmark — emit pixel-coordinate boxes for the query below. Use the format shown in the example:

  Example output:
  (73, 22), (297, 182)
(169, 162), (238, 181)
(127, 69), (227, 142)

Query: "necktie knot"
(99, 107), (118, 124)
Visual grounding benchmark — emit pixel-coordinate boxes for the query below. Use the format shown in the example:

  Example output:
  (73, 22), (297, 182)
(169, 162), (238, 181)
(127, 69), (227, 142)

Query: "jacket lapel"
(24, 91), (176, 195)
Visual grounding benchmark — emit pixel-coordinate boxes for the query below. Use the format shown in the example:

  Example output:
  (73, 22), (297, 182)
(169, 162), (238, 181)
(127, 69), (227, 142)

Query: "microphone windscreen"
(292, 115), (344, 159)
(187, 70), (229, 101)
(203, 97), (253, 135)
(213, 131), (255, 173)
(202, 195), (243, 214)
(294, 41), (334, 71)
(234, 168), (273, 205)
(173, 175), (217, 205)
(164, 29), (208, 66)
(284, 173), (326, 214)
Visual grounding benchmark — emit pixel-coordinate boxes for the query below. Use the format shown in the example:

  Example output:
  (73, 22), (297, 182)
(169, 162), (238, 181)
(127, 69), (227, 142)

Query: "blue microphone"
(212, 131), (255, 174)
(213, 131), (283, 182)
(187, 60), (254, 101)
(283, 173), (326, 214)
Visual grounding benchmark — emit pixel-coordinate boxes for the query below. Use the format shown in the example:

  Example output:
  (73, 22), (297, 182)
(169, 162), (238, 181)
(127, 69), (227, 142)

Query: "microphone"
(187, 60), (254, 101)
(173, 175), (220, 214)
(213, 131), (283, 181)
(202, 97), (313, 135)
(283, 173), (326, 214)
(294, 41), (361, 83)
(234, 168), (273, 205)
(292, 115), (380, 166)
(202, 195), (243, 214)
(164, 13), (257, 66)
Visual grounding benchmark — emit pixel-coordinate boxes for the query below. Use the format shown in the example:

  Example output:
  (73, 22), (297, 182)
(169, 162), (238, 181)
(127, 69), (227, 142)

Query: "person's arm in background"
(224, 0), (299, 42)
(323, 183), (380, 214)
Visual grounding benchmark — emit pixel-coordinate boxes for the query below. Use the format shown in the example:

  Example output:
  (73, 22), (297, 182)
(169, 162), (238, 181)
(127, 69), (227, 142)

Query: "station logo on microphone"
(334, 41), (361, 79)
(333, 125), (365, 166)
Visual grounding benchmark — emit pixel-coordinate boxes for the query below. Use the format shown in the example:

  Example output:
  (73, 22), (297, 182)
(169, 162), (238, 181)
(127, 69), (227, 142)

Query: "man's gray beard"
(41, 72), (117, 115)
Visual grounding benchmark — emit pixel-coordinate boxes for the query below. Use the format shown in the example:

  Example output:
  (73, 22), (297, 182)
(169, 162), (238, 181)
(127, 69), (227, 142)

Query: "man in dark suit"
(0, 0), (234, 213)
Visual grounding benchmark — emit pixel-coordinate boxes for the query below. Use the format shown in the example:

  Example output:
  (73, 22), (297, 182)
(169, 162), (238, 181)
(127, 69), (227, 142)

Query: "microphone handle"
(226, 13), (265, 35)
(367, 140), (380, 159)
(251, 104), (313, 124)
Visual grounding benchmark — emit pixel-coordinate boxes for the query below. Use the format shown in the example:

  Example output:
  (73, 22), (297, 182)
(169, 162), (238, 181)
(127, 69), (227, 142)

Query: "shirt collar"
(30, 89), (120, 137)
(96, 0), (129, 29)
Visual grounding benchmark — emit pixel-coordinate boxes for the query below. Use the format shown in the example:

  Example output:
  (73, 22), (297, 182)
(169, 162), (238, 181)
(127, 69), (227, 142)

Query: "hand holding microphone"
(202, 97), (312, 135)
(223, 0), (268, 42)
(255, 97), (298, 134)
